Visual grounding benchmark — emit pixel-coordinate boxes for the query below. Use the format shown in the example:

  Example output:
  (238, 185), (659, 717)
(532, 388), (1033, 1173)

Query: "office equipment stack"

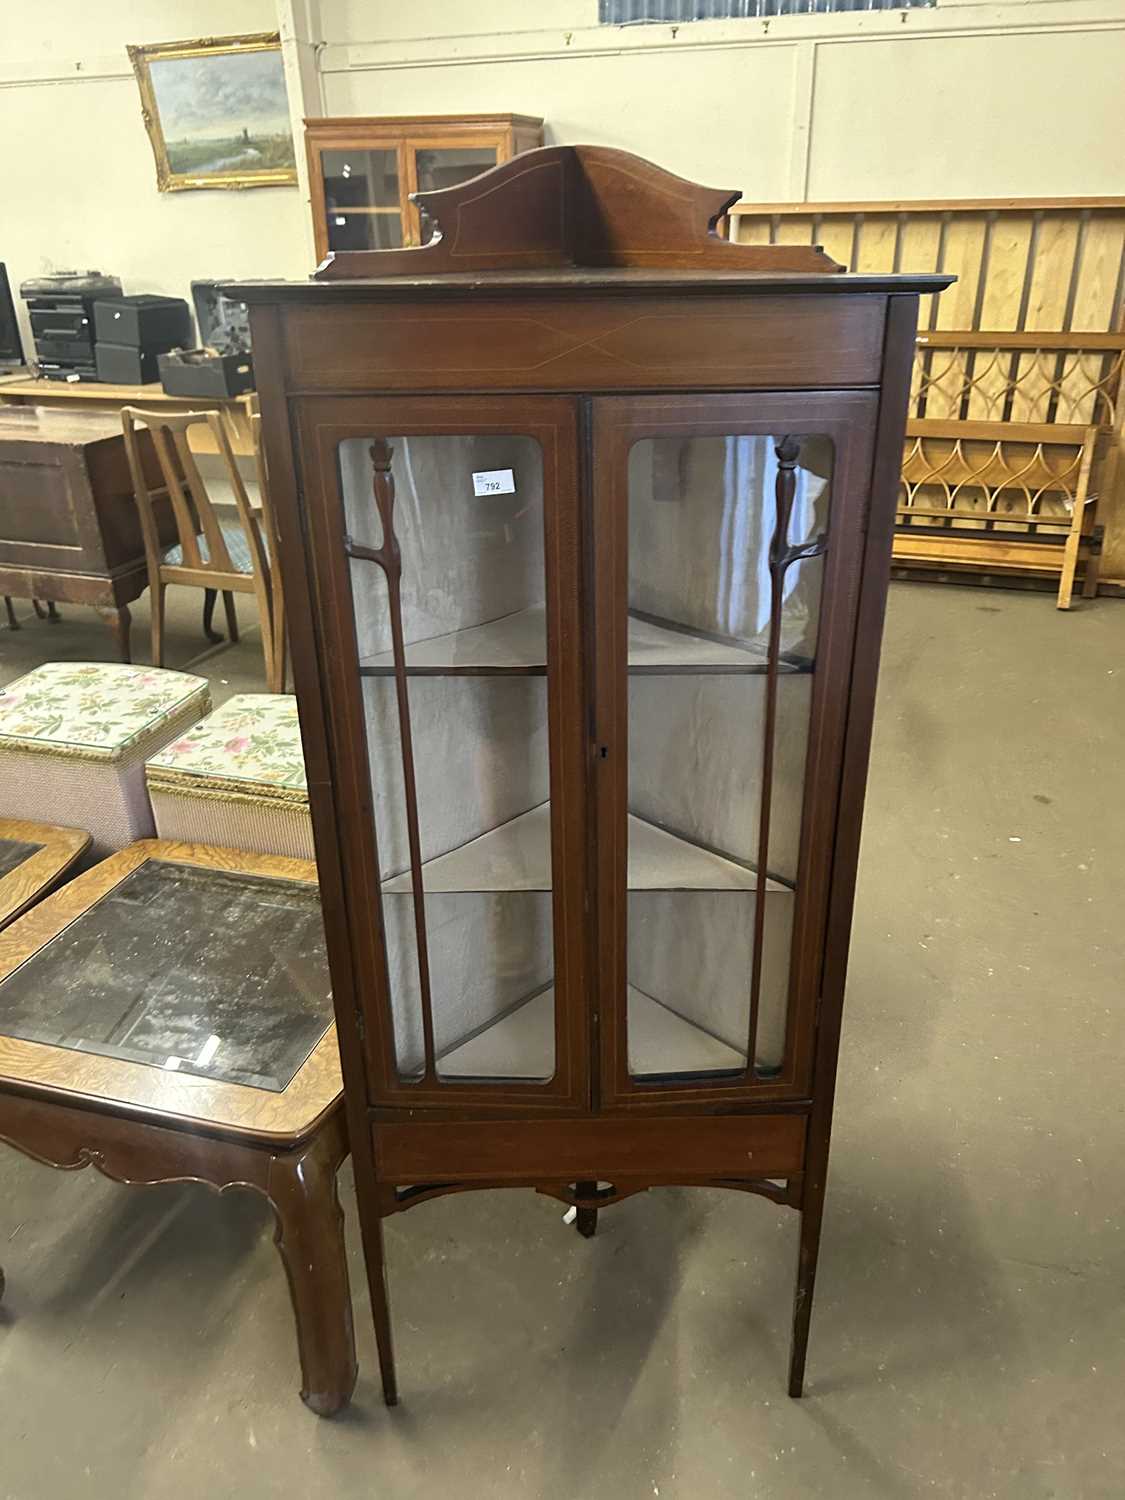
(94, 294), (192, 385)
(20, 271), (123, 382)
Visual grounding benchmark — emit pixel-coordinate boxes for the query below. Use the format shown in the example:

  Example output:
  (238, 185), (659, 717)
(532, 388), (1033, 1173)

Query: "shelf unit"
(305, 113), (544, 264)
(381, 802), (790, 894)
(358, 603), (808, 676)
(439, 984), (746, 1080)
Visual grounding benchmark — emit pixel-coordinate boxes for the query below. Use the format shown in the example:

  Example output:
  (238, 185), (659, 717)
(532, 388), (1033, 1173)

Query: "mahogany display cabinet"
(235, 146), (951, 1405)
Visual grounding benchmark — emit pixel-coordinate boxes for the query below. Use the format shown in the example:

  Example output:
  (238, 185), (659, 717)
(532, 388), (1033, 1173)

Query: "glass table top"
(0, 838), (44, 879)
(0, 860), (333, 1092)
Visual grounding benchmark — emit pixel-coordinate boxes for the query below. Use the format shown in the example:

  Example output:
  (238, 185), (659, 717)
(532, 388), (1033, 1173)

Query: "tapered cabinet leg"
(266, 1126), (358, 1418)
(575, 1181), (598, 1238)
(359, 1201), (398, 1406)
(788, 1186), (827, 1398)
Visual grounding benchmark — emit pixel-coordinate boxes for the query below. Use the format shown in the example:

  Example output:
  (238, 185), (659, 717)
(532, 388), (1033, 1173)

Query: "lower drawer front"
(372, 1112), (805, 1183)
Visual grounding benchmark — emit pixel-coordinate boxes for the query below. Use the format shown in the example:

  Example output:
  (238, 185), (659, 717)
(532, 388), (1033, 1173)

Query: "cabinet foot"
(788, 1190), (825, 1398)
(575, 1181), (598, 1238)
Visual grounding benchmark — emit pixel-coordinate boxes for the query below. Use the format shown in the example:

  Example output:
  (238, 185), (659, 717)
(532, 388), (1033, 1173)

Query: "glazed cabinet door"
(590, 393), (880, 1109)
(405, 138), (502, 245)
(315, 145), (405, 255)
(294, 396), (589, 1112)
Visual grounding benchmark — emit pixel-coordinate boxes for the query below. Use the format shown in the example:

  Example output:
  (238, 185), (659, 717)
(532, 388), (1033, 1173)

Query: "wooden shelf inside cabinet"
(380, 803), (791, 894)
(238, 142), (952, 1411)
(439, 984), (746, 1081)
(359, 605), (809, 676)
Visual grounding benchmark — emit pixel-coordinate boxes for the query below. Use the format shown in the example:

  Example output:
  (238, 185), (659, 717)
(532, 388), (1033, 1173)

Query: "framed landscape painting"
(128, 32), (297, 192)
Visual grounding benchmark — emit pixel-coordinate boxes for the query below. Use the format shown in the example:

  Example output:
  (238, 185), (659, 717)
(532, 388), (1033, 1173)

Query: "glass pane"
(339, 434), (554, 1083)
(626, 434), (832, 1081)
(321, 148), (403, 252)
(0, 861), (332, 1091)
(414, 147), (498, 244)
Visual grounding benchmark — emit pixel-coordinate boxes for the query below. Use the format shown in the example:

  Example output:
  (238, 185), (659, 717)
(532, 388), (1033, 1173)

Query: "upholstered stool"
(144, 693), (312, 859)
(0, 662), (210, 857)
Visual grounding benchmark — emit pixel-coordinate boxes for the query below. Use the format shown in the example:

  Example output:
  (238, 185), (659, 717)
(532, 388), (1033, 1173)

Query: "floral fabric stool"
(145, 694), (312, 860)
(0, 663), (210, 857)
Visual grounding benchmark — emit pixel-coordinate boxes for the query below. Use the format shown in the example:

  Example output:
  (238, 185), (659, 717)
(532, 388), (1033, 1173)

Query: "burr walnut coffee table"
(0, 839), (356, 1415)
(0, 818), (91, 930)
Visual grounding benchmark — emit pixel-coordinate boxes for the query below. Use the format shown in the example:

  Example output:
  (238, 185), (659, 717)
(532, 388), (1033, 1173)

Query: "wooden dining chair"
(250, 409), (287, 692)
(121, 407), (284, 692)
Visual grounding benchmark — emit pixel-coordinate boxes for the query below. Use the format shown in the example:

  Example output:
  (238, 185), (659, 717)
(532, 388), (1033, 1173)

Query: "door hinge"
(355, 1009), (366, 1041)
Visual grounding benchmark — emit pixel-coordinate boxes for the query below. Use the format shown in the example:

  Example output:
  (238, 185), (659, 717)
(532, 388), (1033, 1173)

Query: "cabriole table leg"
(266, 1115), (358, 1417)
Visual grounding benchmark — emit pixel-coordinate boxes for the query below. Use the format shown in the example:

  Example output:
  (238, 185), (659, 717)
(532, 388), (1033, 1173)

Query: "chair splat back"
(121, 406), (284, 690)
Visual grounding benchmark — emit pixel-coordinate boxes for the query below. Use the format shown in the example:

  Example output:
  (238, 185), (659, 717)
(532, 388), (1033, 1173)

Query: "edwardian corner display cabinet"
(236, 145), (951, 1407)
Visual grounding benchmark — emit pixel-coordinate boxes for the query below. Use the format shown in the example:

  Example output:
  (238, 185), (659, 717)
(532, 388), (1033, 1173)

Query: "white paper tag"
(196, 1034), (221, 1067)
(472, 468), (515, 497)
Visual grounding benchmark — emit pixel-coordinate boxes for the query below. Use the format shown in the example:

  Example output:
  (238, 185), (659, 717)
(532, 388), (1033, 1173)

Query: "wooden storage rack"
(897, 331), (1124, 607)
(725, 197), (1125, 597)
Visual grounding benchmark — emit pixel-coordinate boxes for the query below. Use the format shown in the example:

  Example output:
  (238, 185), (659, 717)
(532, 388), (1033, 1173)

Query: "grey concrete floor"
(1, 581), (1123, 1499)
(0, 582), (273, 706)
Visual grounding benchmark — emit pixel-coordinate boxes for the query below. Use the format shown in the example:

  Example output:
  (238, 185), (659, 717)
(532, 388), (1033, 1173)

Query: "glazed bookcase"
(304, 113), (543, 264)
(236, 145), (951, 1405)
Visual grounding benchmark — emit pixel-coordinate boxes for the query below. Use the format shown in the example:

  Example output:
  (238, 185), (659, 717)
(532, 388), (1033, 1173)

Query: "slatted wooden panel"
(728, 199), (1125, 331)
(728, 199), (1125, 583)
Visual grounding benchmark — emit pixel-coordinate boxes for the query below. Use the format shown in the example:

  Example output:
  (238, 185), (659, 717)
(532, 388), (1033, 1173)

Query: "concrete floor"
(0, 580), (273, 707)
(0, 581), (1122, 1499)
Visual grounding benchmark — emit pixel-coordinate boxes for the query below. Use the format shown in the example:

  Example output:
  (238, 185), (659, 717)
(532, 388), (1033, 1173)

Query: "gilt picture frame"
(128, 32), (297, 193)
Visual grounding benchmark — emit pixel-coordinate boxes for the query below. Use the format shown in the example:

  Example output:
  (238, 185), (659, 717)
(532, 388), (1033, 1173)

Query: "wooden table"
(0, 817), (90, 929)
(0, 376), (255, 457)
(0, 839), (356, 1416)
(0, 405), (177, 659)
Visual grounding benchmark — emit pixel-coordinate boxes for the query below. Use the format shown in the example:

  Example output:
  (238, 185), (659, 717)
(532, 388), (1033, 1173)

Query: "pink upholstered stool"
(0, 662), (210, 857)
(145, 693), (312, 860)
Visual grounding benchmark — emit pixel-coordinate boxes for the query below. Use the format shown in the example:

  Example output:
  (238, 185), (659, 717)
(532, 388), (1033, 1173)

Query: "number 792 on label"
(471, 468), (516, 497)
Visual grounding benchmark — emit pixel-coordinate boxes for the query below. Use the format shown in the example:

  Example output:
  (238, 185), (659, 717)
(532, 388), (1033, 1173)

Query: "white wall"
(0, 0), (310, 353)
(1, 0), (1123, 359)
(319, 0), (1125, 201)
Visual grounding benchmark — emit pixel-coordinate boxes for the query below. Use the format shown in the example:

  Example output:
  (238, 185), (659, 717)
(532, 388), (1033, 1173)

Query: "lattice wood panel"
(911, 334), (1124, 429)
(727, 199), (1125, 584)
(896, 420), (1102, 608)
(900, 421), (1094, 531)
